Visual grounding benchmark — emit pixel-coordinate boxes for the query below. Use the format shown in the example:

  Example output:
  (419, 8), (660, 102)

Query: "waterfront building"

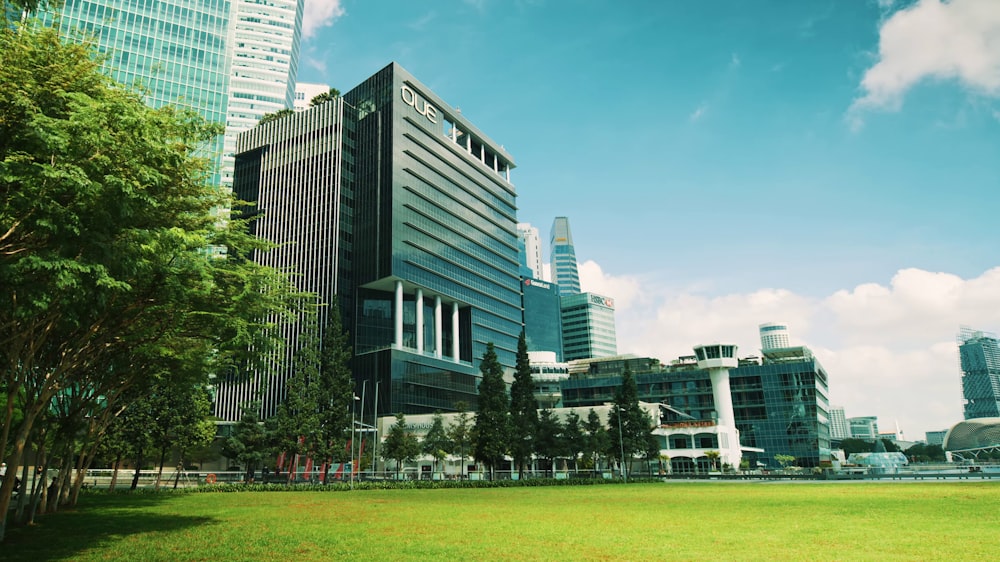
(528, 351), (569, 409)
(215, 62), (520, 420)
(517, 223), (544, 281)
(522, 277), (564, 361)
(958, 327), (1000, 419)
(560, 292), (617, 361)
(849, 416), (879, 440)
(925, 430), (948, 446)
(560, 345), (832, 468)
(549, 217), (581, 296)
(759, 322), (790, 351)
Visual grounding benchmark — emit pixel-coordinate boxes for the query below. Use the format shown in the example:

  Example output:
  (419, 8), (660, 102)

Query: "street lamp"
(616, 405), (627, 483)
(350, 394), (360, 489)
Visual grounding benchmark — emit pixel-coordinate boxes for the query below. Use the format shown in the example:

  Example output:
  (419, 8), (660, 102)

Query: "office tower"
(295, 81), (332, 111)
(48, 1), (304, 191)
(217, 63), (520, 420)
(517, 223), (544, 280)
(550, 217), (581, 296)
(828, 405), (850, 440)
(924, 430), (947, 446)
(221, 0), (304, 190)
(48, 0), (235, 185)
(560, 292), (617, 361)
(959, 327), (1000, 419)
(521, 277), (563, 361)
(759, 322), (790, 351)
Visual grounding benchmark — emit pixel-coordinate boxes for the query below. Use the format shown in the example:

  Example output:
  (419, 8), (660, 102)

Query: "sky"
(296, 0), (1000, 440)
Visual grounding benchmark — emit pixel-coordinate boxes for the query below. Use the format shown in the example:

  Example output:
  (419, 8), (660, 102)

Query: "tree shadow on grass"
(2, 495), (217, 561)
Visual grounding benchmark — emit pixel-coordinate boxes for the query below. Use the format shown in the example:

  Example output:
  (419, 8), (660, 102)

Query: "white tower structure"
(759, 322), (790, 351)
(517, 223), (544, 280)
(693, 343), (742, 469)
(295, 82), (333, 111)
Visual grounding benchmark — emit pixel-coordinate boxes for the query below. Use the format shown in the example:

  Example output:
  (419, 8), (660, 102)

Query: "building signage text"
(401, 85), (438, 124)
(525, 279), (551, 290)
(591, 294), (614, 309)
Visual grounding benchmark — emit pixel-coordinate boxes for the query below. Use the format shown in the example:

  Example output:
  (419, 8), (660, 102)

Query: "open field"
(4, 481), (1000, 561)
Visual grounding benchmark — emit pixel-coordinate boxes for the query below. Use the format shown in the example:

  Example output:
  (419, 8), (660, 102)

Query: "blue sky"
(298, 0), (1000, 439)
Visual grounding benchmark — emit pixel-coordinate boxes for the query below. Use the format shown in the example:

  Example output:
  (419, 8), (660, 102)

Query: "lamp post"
(350, 394), (360, 489)
(616, 405), (627, 483)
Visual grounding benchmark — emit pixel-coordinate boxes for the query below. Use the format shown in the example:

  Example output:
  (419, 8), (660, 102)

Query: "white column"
(415, 288), (424, 354)
(434, 296), (443, 358)
(451, 302), (460, 361)
(394, 280), (403, 349)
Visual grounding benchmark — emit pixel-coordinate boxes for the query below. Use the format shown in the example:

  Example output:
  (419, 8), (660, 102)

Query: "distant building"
(295, 82), (333, 111)
(559, 345), (832, 468)
(517, 223), (545, 281)
(550, 217), (581, 296)
(849, 416), (879, 440)
(522, 277), (564, 362)
(828, 406), (850, 440)
(759, 322), (790, 351)
(958, 327), (1000, 419)
(925, 430), (948, 446)
(560, 292), (617, 361)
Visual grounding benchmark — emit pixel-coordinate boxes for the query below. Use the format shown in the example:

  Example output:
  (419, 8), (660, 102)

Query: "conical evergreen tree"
(509, 332), (538, 478)
(473, 343), (509, 480)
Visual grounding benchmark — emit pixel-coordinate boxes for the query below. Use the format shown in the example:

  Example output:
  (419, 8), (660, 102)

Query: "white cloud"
(583, 262), (1000, 440)
(303, 0), (346, 41)
(851, 0), (1000, 117)
(689, 103), (708, 122)
(730, 52), (741, 68)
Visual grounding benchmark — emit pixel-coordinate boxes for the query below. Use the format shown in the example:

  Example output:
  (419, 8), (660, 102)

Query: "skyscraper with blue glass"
(47, 0), (304, 191)
(550, 217), (581, 296)
(959, 327), (1000, 419)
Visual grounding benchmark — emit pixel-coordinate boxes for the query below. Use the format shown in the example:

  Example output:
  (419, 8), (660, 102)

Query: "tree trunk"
(130, 448), (143, 490)
(155, 448), (167, 490)
(109, 452), (122, 491)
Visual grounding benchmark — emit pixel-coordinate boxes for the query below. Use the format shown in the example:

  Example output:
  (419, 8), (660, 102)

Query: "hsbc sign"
(400, 85), (438, 124)
(590, 294), (615, 309)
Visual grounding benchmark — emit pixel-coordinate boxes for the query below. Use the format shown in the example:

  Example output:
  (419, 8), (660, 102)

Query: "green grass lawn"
(4, 481), (1000, 561)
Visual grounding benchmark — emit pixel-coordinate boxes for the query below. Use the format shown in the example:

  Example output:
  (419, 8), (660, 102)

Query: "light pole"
(616, 405), (627, 483)
(350, 394), (360, 489)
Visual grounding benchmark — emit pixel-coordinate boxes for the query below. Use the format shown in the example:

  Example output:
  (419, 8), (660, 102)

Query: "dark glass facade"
(959, 328), (1000, 419)
(223, 63), (520, 420)
(559, 353), (831, 468)
(521, 277), (563, 361)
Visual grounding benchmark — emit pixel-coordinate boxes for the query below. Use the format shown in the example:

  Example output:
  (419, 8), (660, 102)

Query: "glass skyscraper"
(959, 327), (1000, 419)
(522, 277), (563, 361)
(47, 0), (304, 191)
(550, 216), (581, 296)
(560, 292), (617, 361)
(222, 63), (521, 420)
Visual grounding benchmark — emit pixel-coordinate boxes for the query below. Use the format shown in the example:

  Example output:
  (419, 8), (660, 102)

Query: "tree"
(309, 87), (341, 107)
(534, 409), (564, 477)
(258, 108), (294, 125)
(314, 299), (354, 468)
(222, 404), (268, 482)
(840, 438), (874, 456)
(774, 454), (796, 470)
(447, 402), (472, 479)
(381, 413), (419, 478)
(643, 433), (662, 476)
(582, 408), (610, 471)
(271, 313), (323, 475)
(473, 343), (509, 480)
(704, 450), (721, 472)
(0, 20), (303, 536)
(606, 367), (653, 479)
(421, 412), (451, 478)
(508, 332), (537, 479)
(562, 411), (585, 472)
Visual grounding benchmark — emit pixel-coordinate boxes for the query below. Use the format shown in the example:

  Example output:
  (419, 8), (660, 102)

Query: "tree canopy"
(473, 343), (509, 480)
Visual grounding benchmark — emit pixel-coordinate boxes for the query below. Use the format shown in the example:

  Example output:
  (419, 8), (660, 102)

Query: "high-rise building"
(759, 322), (790, 351)
(221, 0), (304, 190)
(47, 1), (304, 191)
(521, 277), (563, 361)
(47, 0), (236, 185)
(294, 82), (332, 111)
(550, 217), (581, 296)
(958, 327), (1000, 419)
(560, 292), (617, 361)
(828, 405), (850, 440)
(216, 63), (520, 420)
(517, 223), (544, 281)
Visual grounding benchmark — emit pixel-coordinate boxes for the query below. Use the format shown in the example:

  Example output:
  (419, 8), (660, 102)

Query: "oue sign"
(401, 85), (438, 124)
